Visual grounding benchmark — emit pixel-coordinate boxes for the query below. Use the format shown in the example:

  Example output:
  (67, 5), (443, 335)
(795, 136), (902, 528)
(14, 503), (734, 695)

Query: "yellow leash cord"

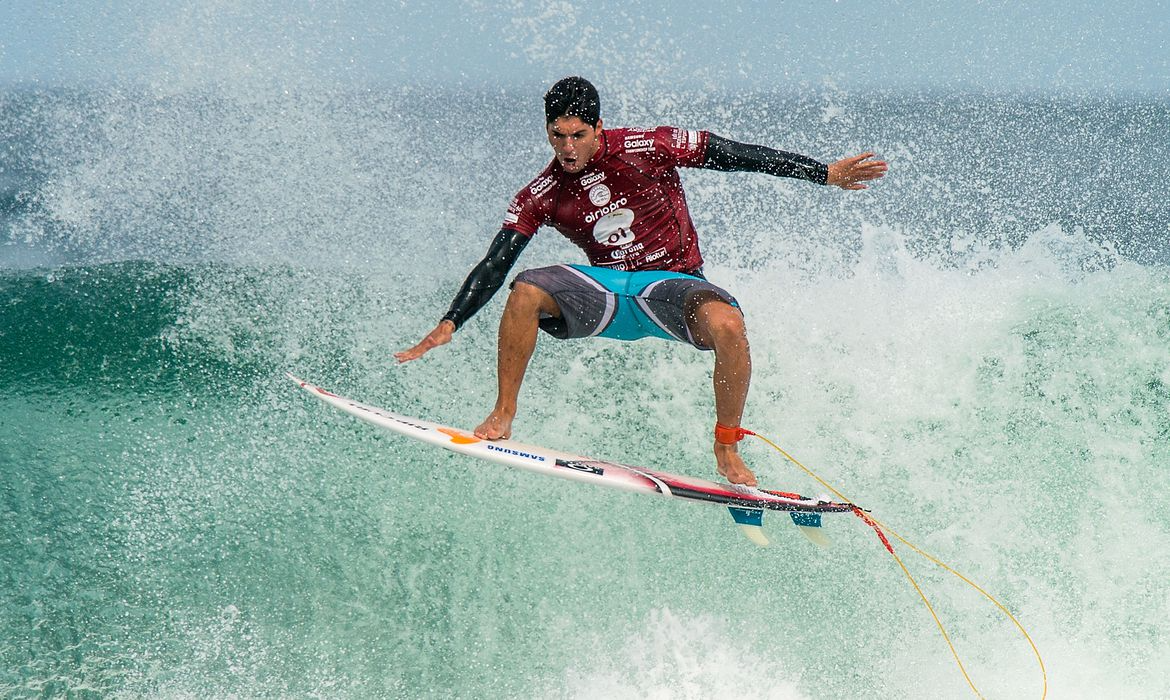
(748, 431), (1048, 700)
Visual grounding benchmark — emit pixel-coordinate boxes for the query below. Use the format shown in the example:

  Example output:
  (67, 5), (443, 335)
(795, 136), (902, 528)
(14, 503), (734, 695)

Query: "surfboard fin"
(728, 507), (770, 547)
(790, 512), (832, 547)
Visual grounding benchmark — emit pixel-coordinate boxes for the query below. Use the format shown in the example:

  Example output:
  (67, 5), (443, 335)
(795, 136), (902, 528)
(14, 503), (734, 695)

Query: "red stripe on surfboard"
(650, 474), (816, 507)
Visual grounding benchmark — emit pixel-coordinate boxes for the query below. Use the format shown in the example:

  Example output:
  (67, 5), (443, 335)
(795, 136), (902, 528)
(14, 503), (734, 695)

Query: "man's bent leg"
(688, 296), (757, 487)
(475, 282), (561, 440)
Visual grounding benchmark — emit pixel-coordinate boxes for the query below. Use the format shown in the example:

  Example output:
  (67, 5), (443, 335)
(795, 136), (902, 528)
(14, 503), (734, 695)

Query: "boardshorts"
(512, 264), (740, 351)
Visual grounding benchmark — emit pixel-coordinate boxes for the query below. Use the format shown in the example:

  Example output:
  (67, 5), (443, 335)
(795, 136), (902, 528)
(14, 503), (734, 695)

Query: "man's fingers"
(394, 338), (433, 363)
(841, 155), (887, 184)
(394, 346), (424, 363)
(848, 151), (876, 165)
(827, 152), (887, 189)
(395, 324), (454, 364)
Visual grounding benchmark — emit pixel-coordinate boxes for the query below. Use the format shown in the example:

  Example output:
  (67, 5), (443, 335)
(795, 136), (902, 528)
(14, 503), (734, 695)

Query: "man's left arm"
(701, 133), (887, 190)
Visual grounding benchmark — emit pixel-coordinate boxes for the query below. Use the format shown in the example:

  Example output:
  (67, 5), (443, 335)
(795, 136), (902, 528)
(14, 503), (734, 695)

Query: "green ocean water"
(3, 83), (1170, 698)
(4, 245), (1170, 697)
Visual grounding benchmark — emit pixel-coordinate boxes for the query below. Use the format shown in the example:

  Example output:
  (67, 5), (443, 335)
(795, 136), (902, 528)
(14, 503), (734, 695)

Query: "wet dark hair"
(544, 76), (601, 126)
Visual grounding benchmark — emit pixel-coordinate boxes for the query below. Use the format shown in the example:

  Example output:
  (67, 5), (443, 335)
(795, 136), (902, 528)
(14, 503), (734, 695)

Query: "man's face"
(546, 115), (603, 174)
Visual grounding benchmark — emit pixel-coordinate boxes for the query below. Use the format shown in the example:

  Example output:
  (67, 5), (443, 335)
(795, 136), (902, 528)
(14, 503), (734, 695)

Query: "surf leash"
(731, 425), (1047, 700)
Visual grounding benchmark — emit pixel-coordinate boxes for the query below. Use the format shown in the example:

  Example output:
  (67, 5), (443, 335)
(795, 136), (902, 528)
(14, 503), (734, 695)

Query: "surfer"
(396, 77), (886, 487)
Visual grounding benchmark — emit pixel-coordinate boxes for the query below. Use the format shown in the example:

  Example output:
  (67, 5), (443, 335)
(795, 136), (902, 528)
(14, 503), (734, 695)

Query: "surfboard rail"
(288, 373), (855, 546)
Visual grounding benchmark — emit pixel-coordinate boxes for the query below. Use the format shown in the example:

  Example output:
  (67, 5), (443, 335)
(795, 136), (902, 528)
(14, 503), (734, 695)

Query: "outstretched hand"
(826, 152), (888, 190)
(394, 320), (456, 363)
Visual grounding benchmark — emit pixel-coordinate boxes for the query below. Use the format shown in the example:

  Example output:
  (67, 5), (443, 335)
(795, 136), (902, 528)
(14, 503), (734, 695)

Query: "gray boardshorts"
(512, 264), (740, 351)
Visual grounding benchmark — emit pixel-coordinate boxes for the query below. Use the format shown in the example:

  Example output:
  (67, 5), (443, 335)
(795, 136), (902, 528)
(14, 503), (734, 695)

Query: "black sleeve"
(701, 133), (829, 185)
(441, 228), (531, 330)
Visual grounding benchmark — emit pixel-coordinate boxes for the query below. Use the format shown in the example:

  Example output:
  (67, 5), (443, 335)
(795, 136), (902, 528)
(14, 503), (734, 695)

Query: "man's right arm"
(394, 228), (530, 363)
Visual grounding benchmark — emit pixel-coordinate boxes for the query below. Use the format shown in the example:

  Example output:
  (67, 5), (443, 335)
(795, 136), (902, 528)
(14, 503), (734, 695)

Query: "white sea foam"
(556, 608), (808, 700)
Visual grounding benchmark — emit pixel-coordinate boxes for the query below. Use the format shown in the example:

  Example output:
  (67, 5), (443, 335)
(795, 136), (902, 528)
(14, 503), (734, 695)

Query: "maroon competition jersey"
(502, 126), (710, 272)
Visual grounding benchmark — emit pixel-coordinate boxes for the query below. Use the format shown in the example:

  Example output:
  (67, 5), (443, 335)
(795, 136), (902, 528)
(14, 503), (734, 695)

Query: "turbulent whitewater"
(2, 80), (1169, 698)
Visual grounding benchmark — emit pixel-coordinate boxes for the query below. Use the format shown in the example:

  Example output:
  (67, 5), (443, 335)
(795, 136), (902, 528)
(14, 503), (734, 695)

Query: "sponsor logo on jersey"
(584, 197), (628, 225)
(504, 197), (522, 225)
(529, 175), (555, 197)
(644, 247), (668, 263)
(609, 241), (645, 259)
(624, 137), (655, 153)
(672, 128), (700, 151)
(588, 183), (611, 207)
(591, 207), (636, 247)
(579, 171), (606, 188)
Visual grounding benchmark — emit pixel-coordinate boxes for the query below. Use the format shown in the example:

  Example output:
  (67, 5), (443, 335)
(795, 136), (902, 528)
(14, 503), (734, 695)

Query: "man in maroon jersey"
(397, 77), (886, 487)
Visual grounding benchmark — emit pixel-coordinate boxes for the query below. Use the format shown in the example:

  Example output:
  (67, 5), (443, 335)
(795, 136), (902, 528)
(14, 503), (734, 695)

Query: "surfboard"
(288, 374), (856, 546)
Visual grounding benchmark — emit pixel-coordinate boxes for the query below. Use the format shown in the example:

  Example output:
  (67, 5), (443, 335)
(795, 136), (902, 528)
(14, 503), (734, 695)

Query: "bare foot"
(714, 441), (758, 486)
(474, 408), (514, 440)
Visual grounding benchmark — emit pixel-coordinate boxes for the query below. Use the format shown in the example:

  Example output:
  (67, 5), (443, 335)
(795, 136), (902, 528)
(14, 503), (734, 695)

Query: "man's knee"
(507, 281), (560, 317)
(690, 297), (747, 349)
(706, 306), (747, 343)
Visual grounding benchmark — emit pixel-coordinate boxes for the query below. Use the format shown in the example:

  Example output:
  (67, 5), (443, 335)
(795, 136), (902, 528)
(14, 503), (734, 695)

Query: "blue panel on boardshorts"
(513, 264), (739, 350)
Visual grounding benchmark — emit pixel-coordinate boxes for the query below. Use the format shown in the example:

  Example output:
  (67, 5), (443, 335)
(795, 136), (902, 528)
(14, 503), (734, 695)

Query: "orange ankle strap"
(715, 422), (755, 445)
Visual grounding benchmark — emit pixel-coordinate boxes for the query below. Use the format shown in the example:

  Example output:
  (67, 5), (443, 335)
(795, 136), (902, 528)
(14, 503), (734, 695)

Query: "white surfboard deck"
(289, 374), (854, 546)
